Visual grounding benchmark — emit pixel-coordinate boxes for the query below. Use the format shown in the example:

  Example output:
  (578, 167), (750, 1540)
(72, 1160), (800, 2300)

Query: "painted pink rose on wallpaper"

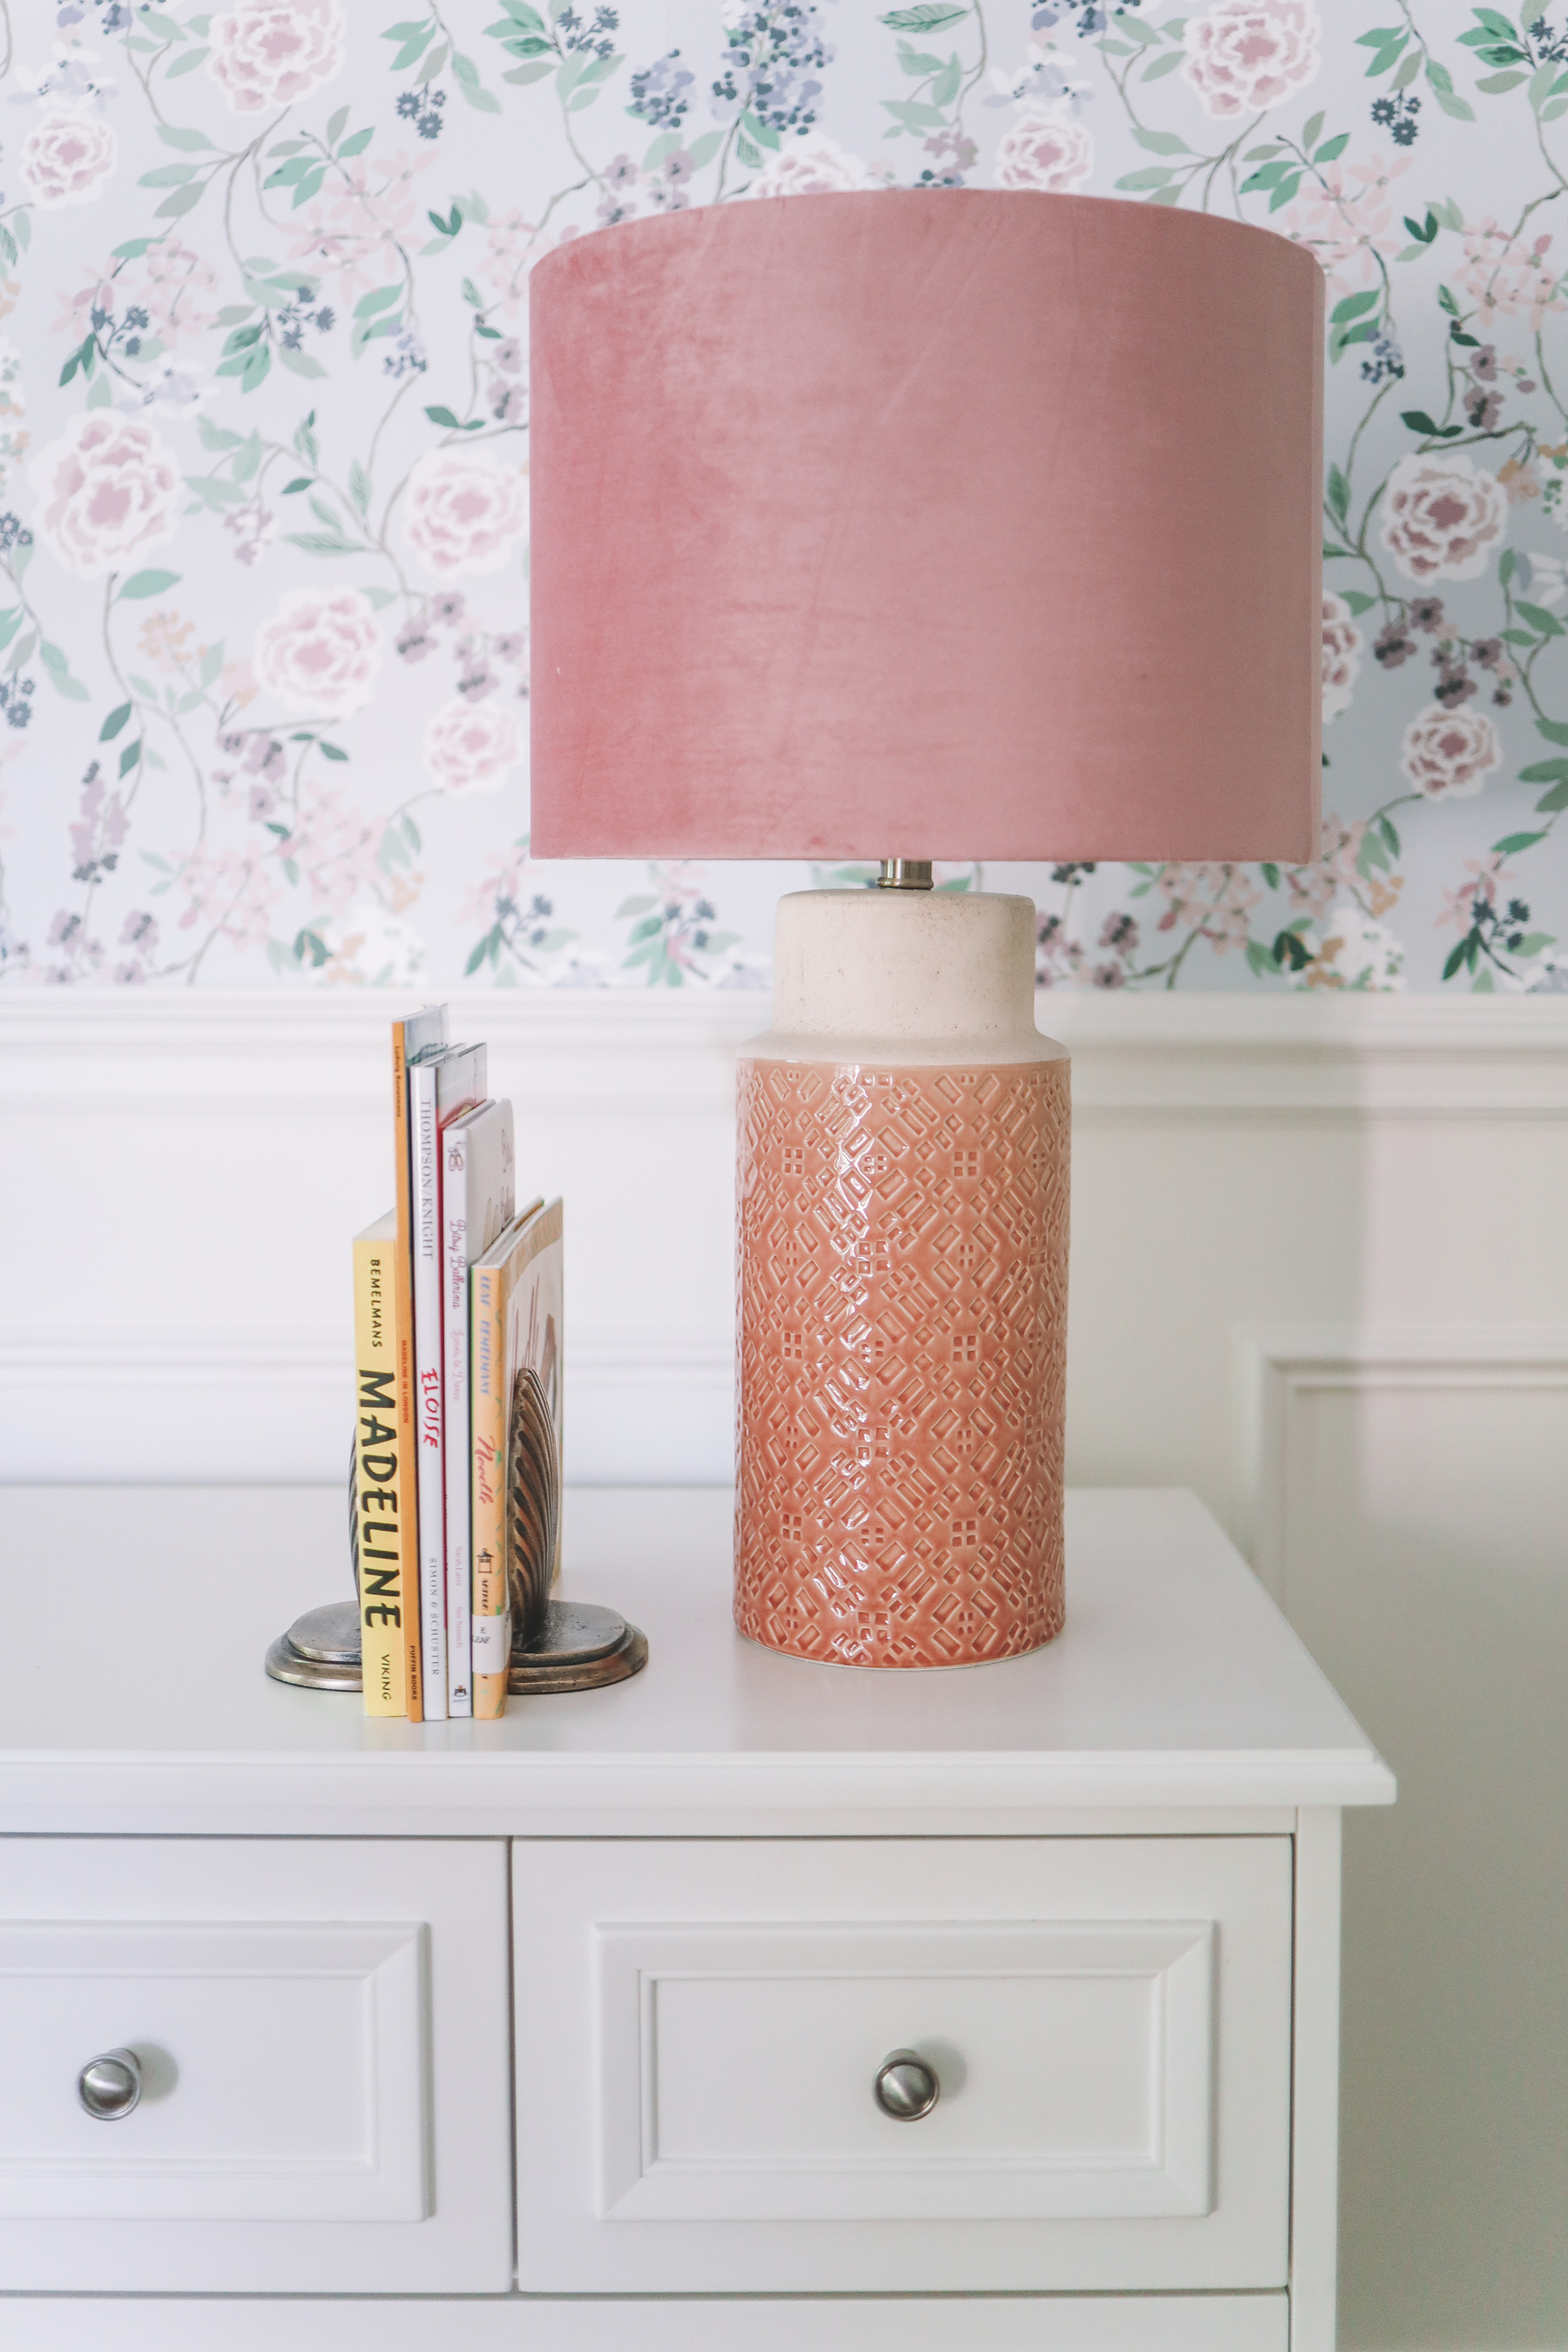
(1182, 0), (1321, 118)
(994, 108), (1094, 193)
(206, 0), (346, 113)
(424, 698), (522, 795)
(1381, 455), (1508, 583)
(750, 134), (883, 195)
(401, 450), (528, 578)
(1321, 594), (1362, 724)
(1401, 705), (1504, 801)
(20, 110), (118, 209)
(1284, 156), (1409, 294)
(29, 412), (179, 578)
(1457, 220), (1567, 334)
(253, 587), (382, 717)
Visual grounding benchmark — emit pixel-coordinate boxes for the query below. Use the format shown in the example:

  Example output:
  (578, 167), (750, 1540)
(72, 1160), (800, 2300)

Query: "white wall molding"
(1236, 1324), (1568, 1604)
(5, 992), (1568, 1485)
(5, 987), (1568, 1115)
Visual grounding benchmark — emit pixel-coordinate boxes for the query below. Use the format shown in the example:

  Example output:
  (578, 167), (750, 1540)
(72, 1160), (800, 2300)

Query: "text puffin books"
(352, 1210), (407, 1718)
(470, 1199), (564, 1720)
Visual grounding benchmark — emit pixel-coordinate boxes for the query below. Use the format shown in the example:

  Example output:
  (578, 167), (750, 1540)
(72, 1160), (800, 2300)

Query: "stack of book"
(352, 1003), (564, 1720)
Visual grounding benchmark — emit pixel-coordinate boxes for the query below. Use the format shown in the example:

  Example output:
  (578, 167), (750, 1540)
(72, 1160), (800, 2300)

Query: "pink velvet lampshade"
(529, 189), (1322, 864)
(528, 192), (1323, 1672)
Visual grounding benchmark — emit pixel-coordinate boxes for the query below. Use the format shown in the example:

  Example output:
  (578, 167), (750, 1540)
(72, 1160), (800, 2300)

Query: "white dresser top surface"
(0, 1485), (1392, 1830)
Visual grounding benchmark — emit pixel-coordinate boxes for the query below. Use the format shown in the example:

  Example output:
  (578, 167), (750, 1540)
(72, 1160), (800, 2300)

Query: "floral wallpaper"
(2, 0), (1567, 992)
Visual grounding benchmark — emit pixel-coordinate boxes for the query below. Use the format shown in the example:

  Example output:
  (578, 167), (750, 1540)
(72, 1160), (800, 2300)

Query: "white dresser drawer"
(513, 1836), (1292, 2295)
(0, 1839), (512, 2293)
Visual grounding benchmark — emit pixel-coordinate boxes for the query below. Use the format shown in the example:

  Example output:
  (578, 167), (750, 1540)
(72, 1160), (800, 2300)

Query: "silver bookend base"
(265, 1598), (648, 1697)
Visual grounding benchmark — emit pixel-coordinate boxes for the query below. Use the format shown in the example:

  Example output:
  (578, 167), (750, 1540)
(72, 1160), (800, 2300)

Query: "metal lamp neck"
(876, 860), (935, 892)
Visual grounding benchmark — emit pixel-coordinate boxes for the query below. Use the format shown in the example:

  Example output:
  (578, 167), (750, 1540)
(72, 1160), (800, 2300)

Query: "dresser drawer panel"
(600, 1918), (1213, 2220)
(0, 1839), (511, 2293)
(514, 1835), (1292, 2295)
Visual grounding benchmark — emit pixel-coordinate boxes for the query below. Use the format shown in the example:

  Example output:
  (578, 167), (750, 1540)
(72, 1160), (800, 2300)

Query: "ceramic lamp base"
(734, 889), (1070, 1669)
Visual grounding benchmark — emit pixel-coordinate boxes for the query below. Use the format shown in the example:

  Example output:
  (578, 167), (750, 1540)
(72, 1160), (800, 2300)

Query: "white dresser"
(0, 1484), (1392, 2349)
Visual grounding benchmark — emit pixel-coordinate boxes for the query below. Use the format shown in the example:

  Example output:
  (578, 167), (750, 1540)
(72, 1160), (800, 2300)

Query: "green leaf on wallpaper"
(504, 56), (555, 81)
(1437, 282), (1460, 315)
(392, 24), (436, 69)
(1260, 862), (1281, 890)
(1493, 831), (1548, 854)
(199, 641), (225, 688)
(1245, 938), (1280, 978)
(425, 404), (462, 428)
(1342, 590), (1377, 615)
(1326, 462), (1350, 521)
(879, 6), (968, 30)
(1133, 126), (1191, 153)
(1533, 713), (1568, 742)
(284, 531), (367, 554)
(735, 132), (763, 166)
(1392, 48), (1422, 91)
(897, 43), (943, 72)
(1241, 159), (1292, 189)
(165, 44), (210, 77)
(1142, 50), (1184, 77)
(339, 126), (374, 158)
(1516, 600), (1565, 636)
(1478, 70), (1528, 91)
(265, 157), (312, 188)
(1116, 166), (1176, 189)
(930, 55), (961, 106)
(1244, 143), (1283, 159)
(156, 183), (206, 219)
(616, 895), (658, 918)
(884, 96), (948, 126)
(279, 346), (328, 378)
(1542, 98), (1568, 120)
(417, 41), (449, 83)
(119, 737), (142, 778)
(687, 130), (723, 166)
(157, 124), (213, 149)
(139, 162), (198, 186)
(118, 571), (182, 600)
(1314, 132), (1350, 160)
(1322, 541), (1351, 558)
(1377, 815), (1401, 858)
(319, 741), (349, 761)
(355, 285), (402, 320)
(348, 461), (372, 517)
(5, 631), (34, 676)
(1400, 409), (1447, 436)
(98, 701), (132, 740)
(1331, 289), (1380, 322)
(1519, 757), (1568, 779)
(1501, 626), (1537, 644)
(1301, 111), (1324, 150)
(1114, 13), (1162, 42)
(1536, 780), (1568, 811)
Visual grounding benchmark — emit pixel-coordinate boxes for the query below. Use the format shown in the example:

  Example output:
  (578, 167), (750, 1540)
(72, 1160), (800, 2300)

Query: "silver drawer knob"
(874, 2048), (939, 2121)
(78, 2048), (142, 2121)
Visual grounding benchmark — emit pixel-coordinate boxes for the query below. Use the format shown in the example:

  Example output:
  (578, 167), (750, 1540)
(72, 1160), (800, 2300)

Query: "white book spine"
(410, 1059), (448, 1721)
(443, 1126), (474, 1718)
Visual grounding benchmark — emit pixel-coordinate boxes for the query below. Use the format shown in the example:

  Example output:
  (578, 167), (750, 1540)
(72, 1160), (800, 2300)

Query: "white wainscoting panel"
(1239, 1324), (1568, 2352)
(4, 990), (1568, 1490)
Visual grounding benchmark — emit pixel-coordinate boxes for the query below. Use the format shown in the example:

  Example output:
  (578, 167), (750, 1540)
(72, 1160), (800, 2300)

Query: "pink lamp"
(531, 191), (1321, 1668)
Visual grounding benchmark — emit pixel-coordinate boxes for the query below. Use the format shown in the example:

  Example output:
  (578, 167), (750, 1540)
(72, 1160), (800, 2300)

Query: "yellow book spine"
(354, 1227), (407, 1718)
(470, 1260), (508, 1720)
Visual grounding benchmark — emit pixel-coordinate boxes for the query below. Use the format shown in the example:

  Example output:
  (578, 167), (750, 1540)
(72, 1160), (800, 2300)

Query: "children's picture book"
(389, 1004), (447, 1721)
(470, 1199), (563, 1720)
(441, 1098), (516, 1718)
(409, 1042), (487, 1723)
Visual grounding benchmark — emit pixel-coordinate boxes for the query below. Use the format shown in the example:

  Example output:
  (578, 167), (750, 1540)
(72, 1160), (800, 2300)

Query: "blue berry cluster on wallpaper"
(2, 0), (1566, 992)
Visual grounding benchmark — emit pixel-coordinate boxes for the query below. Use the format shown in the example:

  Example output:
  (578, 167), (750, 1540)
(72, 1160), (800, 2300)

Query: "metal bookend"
(265, 1431), (647, 1696)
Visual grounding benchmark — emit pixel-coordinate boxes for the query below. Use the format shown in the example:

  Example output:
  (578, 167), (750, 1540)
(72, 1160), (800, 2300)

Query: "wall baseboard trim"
(0, 1331), (734, 1487)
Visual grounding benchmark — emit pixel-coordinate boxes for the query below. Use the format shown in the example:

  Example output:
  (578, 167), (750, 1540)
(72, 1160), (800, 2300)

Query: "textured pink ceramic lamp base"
(733, 889), (1070, 1670)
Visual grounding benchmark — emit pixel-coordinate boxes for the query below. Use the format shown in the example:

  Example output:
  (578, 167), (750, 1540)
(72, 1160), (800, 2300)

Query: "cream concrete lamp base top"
(749, 889), (1069, 1069)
